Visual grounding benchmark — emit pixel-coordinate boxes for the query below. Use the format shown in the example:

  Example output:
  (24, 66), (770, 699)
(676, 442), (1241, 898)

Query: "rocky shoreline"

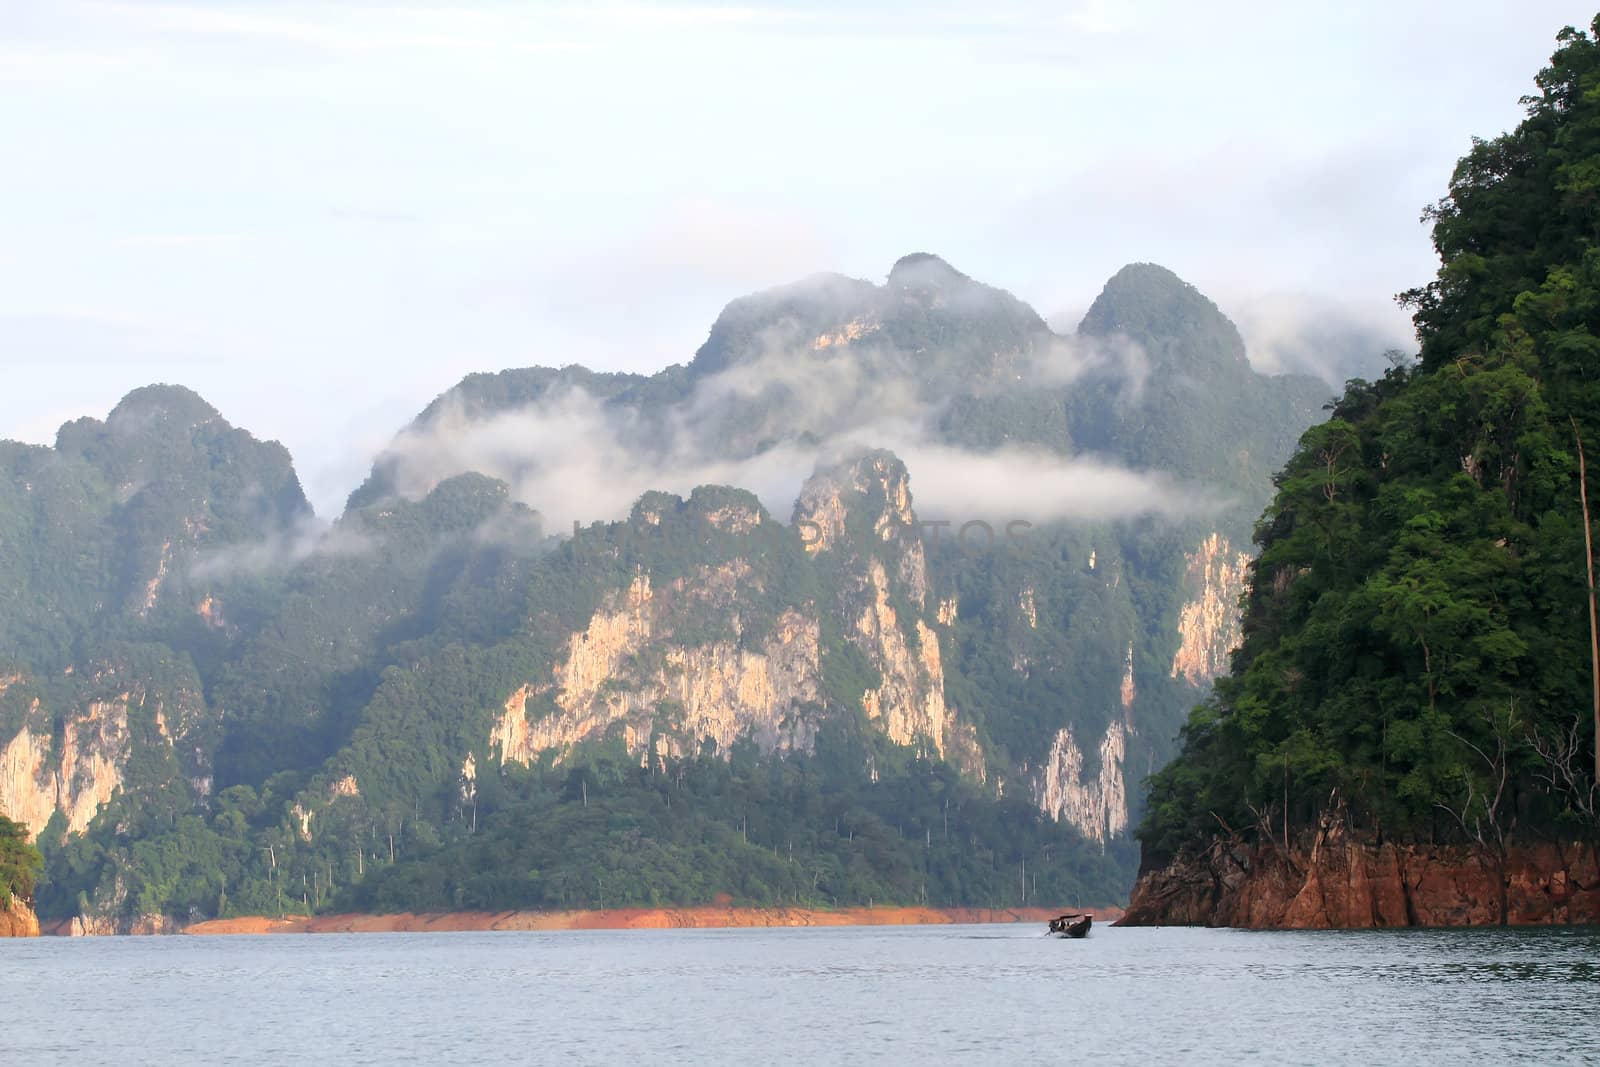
(1, 897), (39, 937)
(34, 904), (1122, 937)
(1119, 819), (1599, 928)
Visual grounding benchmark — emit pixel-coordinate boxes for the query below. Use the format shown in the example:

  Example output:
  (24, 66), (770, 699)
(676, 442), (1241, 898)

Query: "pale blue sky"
(3, 1), (1594, 513)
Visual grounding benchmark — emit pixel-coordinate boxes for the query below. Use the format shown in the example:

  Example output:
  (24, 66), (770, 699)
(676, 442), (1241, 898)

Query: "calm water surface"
(3, 923), (1597, 1064)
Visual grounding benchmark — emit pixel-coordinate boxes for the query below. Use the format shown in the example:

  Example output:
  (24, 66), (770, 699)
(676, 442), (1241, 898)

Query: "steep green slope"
(0, 386), (311, 868)
(1071, 263), (1327, 509)
(212, 473), (543, 786)
(35, 453), (1132, 919)
(0, 385), (308, 668)
(1138, 20), (1600, 874)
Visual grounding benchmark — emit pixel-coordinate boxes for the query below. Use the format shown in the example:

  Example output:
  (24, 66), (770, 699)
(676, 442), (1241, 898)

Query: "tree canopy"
(0, 815), (43, 909)
(1140, 19), (1600, 866)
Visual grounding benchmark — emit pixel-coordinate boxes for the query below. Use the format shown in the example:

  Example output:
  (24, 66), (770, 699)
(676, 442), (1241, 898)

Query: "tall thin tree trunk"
(1574, 418), (1599, 783)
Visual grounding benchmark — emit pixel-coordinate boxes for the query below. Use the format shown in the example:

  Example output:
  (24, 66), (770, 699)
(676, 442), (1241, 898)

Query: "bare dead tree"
(1319, 438), (1350, 501)
(1439, 711), (1515, 852)
(1243, 799), (1275, 846)
(1574, 417), (1599, 783)
(1243, 751), (1295, 858)
(1528, 716), (1598, 823)
(1437, 702), (1520, 924)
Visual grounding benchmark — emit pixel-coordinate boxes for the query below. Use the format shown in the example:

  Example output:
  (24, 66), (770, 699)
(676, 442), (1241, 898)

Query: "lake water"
(3, 923), (1597, 1064)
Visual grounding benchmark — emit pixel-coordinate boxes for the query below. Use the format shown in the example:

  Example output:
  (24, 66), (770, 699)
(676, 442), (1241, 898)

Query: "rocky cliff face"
(490, 453), (967, 773)
(1, 687), (132, 838)
(1034, 718), (1129, 844)
(1170, 532), (1252, 686)
(1122, 817), (1600, 928)
(1027, 640), (1139, 845)
(0, 665), (212, 838)
(0, 896), (39, 937)
(0, 719), (55, 838)
(799, 454), (970, 770)
(492, 566), (825, 767)
(55, 913), (177, 936)
(854, 559), (950, 759)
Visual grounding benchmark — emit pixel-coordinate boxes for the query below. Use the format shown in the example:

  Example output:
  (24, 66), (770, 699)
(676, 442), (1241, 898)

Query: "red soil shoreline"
(177, 904), (1123, 937)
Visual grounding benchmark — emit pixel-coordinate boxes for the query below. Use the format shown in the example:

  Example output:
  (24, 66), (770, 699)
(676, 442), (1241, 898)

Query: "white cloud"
(368, 311), (1216, 538)
(887, 442), (1216, 525)
(79, 2), (590, 55)
(1, 0), (1589, 520)
(1228, 291), (1415, 384)
(188, 513), (371, 579)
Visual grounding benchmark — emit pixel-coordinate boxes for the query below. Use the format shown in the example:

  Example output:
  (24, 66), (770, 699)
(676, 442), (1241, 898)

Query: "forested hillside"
(0, 255), (1343, 930)
(1131, 21), (1600, 925)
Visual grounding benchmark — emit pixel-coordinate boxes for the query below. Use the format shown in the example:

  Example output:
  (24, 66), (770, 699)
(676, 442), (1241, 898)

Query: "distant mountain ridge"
(355, 255), (1328, 525)
(0, 256), (1350, 931)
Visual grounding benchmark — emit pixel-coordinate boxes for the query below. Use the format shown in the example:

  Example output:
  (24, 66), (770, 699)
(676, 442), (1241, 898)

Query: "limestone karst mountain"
(0, 385), (308, 856)
(0, 257), (1342, 930)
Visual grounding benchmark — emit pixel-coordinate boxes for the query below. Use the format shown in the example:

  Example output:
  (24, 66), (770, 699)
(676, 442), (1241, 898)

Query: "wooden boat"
(1047, 913), (1091, 938)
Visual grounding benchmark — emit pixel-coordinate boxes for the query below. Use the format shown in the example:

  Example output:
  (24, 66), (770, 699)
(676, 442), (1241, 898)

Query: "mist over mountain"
(352, 256), (1326, 535)
(1229, 292), (1414, 384)
(0, 256), (1364, 930)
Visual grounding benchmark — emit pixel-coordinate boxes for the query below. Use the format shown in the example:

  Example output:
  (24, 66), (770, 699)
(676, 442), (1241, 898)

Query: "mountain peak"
(887, 252), (970, 292)
(1078, 263), (1248, 369)
(792, 449), (916, 555)
(688, 272), (877, 378)
(106, 384), (221, 430)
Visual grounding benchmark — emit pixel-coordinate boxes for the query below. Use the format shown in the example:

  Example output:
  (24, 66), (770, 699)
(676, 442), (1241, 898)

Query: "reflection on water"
(2, 923), (1597, 1065)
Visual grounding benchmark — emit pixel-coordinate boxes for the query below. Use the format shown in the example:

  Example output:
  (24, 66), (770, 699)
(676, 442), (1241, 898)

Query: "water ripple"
(2, 924), (1598, 1064)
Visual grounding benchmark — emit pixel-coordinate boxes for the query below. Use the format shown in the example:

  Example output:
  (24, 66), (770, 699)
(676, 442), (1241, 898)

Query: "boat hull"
(1047, 914), (1091, 938)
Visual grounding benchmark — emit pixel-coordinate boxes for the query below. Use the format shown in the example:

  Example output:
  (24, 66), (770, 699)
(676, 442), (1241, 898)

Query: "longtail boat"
(1047, 913), (1091, 938)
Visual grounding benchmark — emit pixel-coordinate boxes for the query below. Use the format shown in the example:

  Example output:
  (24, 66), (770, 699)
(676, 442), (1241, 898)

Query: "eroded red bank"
(1120, 828), (1599, 928)
(169, 905), (1120, 936)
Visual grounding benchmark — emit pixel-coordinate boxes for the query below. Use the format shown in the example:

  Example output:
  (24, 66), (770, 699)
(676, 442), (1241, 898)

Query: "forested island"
(1124, 19), (1600, 928)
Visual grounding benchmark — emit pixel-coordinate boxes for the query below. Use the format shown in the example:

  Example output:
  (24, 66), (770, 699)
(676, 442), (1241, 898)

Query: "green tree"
(0, 815), (43, 908)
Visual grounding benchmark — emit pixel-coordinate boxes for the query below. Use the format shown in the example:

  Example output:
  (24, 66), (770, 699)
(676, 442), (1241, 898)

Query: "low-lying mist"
(368, 323), (1224, 536)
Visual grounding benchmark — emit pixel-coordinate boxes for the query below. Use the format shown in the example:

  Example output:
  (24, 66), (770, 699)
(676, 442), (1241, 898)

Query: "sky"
(3, 1), (1596, 515)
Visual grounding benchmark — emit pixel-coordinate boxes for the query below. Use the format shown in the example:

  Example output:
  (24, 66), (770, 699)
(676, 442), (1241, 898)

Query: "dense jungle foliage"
(0, 815), (42, 909)
(29, 470), (1137, 921)
(1140, 21), (1600, 865)
(342, 734), (1134, 914)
